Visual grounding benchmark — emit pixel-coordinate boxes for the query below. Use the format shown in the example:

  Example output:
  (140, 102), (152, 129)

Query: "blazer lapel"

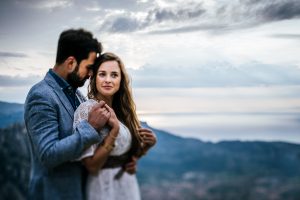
(44, 72), (74, 119)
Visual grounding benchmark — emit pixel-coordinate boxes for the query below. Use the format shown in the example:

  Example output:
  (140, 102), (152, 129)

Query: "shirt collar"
(48, 69), (77, 92)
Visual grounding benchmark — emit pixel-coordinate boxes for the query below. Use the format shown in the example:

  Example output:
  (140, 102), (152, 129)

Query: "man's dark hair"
(55, 28), (102, 64)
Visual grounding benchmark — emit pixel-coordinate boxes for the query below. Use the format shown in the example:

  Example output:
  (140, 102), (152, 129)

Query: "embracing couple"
(24, 28), (156, 200)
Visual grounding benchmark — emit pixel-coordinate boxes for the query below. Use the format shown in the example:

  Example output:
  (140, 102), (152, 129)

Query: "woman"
(73, 52), (156, 200)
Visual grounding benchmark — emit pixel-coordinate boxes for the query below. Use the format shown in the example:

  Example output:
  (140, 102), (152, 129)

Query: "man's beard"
(67, 65), (88, 88)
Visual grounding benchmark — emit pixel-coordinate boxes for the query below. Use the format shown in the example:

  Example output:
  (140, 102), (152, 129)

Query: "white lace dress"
(73, 99), (141, 200)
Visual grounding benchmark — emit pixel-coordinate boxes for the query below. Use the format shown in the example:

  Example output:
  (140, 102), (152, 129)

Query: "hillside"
(137, 122), (300, 200)
(0, 101), (24, 128)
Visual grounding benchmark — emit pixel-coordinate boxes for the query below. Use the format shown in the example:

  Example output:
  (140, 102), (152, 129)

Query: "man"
(24, 29), (136, 200)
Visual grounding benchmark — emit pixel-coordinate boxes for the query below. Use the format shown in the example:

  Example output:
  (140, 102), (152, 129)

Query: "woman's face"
(96, 60), (121, 99)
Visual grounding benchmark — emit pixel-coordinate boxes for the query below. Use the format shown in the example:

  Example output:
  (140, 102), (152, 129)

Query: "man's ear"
(65, 56), (77, 72)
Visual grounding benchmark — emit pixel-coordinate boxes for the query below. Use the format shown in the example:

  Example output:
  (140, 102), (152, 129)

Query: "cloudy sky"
(0, 0), (300, 143)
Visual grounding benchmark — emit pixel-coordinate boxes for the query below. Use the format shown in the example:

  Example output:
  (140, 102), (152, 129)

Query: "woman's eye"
(111, 73), (118, 78)
(98, 73), (105, 77)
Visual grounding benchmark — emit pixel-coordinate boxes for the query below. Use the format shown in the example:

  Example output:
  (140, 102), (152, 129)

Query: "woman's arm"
(82, 105), (120, 174)
(82, 127), (118, 174)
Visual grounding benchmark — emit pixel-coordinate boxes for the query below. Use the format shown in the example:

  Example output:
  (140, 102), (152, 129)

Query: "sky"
(0, 0), (300, 143)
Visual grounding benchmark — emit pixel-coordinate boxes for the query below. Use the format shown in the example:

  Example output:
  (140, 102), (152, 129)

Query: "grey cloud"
(99, 2), (206, 33)
(208, 0), (300, 34)
(98, 0), (300, 34)
(260, 1), (300, 21)
(75, 0), (152, 11)
(215, 0), (300, 25)
(101, 16), (142, 33)
(148, 24), (227, 35)
(0, 52), (28, 58)
(242, 0), (262, 5)
(15, 0), (73, 10)
(146, 5), (205, 23)
(0, 75), (41, 87)
(97, 0), (142, 10)
(270, 34), (300, 39)
(2, 0), (300, 37)
(128, 63), (300, 88)
(3, 0), (145, 11)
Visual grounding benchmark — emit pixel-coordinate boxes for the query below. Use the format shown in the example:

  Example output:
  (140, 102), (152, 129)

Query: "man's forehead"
(88, 52), (97, 61)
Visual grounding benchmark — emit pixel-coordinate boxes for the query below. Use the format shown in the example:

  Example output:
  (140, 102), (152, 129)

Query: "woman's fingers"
(104, 104), (112, 111)
(139, 130), (156, 148)
(138, 128), (152, 133)
(124, 157), (138, 174)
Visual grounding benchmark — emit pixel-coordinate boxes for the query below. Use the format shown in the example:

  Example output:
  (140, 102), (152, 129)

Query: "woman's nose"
(104, 76), (111, 83)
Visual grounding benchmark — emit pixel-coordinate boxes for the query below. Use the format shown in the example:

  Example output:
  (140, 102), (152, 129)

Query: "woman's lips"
(102, 86), (112, 89)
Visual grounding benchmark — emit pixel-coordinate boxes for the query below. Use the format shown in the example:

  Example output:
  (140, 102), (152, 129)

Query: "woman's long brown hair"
(88, 52), (143, 156)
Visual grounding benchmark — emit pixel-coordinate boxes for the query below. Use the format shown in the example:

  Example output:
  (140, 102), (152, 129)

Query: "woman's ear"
(65, 56), (77, 72)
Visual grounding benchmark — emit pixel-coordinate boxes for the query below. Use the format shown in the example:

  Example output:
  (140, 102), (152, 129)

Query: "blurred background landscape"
(1, 0), (300, 199)
(1, 101), (300, 200)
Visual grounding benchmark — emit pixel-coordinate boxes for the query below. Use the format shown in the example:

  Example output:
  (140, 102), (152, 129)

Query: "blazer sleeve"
(25, 90), (104, 169)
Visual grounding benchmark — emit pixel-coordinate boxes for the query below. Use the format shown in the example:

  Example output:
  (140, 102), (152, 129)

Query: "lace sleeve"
(73, 100), (99, 160)
(74, 101), (91, 128)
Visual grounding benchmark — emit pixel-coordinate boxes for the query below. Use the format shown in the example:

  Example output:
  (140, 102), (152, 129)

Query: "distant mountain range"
(0, 101), (24, 128)
(138, 122), (300, 200)
(1, 101), (300, 200)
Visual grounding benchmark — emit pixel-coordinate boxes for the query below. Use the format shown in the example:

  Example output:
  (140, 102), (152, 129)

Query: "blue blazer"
(24, 72), (103, 200)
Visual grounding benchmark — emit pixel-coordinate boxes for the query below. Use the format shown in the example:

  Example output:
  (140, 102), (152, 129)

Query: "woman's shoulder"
(75, 99), (97, 114)
(79, 99), (97, 108)
(119, 121), (131, 134)
(83, 98), (98, 106)
(74, 99), (98, 124)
